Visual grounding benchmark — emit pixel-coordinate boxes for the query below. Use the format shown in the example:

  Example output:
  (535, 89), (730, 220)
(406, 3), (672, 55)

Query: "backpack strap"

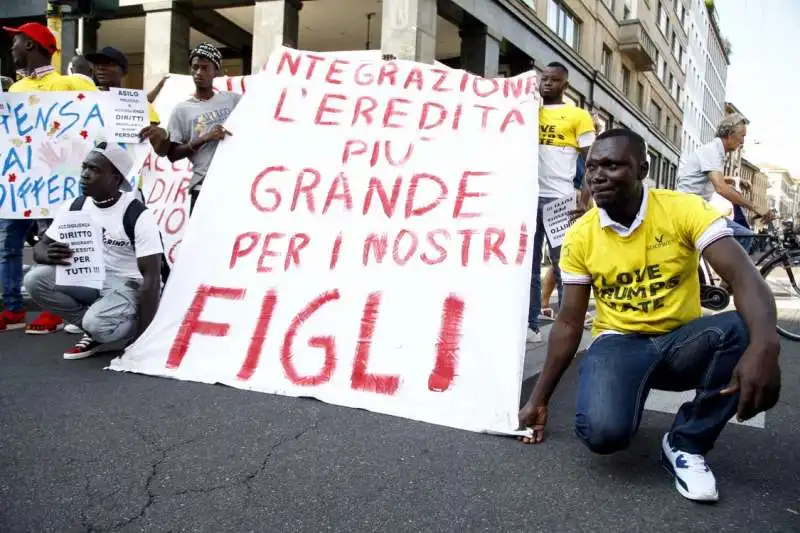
(69, 196), (87, 211)
(122, 198), (172, 284)
(122, 199), (147, 251)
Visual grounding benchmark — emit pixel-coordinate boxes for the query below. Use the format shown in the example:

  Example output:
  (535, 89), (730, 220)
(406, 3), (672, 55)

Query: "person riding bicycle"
(676, 114), (773, 253)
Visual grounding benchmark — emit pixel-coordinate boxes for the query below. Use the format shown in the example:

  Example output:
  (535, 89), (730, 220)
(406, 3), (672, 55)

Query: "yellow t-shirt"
(539, 104), (595, 198)
(560, 189), (727, 336)
(148, 102), (160, 125)
(9, 71), (97, 92)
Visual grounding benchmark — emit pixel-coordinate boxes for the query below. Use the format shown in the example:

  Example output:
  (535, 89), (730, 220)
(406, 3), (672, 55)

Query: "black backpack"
(69, 196), (171, 284)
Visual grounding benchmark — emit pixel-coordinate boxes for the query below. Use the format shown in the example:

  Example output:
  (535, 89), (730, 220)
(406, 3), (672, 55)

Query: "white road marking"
(645, 390), (766, 429)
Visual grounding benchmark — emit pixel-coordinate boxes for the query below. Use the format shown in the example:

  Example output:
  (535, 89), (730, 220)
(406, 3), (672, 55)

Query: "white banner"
(143, 51), (412, 264)
(0, 91), (148, 218)
(111, 48), (540, 435)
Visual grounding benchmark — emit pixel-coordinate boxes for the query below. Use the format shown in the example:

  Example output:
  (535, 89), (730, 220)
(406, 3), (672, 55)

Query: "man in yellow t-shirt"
(518, 129), (781, 503)
(527, 62), (596, 343)
(1, 22), (97, 336)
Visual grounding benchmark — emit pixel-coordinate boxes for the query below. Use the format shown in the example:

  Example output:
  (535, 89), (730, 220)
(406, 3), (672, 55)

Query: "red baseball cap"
(3, 23), (58, 54)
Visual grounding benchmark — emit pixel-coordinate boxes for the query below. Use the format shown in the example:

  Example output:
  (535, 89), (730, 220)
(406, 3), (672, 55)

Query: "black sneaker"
(63, 335), (102, 360)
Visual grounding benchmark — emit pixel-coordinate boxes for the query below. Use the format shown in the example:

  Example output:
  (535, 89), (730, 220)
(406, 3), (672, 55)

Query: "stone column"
(251, 0), (302, 72)
(143, 2), (190, 92)
(459, 17), (501, 77)
(381, 0), (437, 63)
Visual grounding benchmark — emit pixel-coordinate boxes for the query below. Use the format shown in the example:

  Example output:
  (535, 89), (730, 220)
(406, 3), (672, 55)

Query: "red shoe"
(0, 310), (26, 332)
(24, 311), (65, 335)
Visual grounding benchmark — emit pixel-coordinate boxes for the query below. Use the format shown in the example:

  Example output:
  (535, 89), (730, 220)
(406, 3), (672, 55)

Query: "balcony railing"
(619, 20), (657, 72)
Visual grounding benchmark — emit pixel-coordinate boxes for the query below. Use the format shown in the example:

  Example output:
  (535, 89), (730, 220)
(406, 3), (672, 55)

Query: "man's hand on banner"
(518, 402), (548, 444)
(204, 124), (232, 142)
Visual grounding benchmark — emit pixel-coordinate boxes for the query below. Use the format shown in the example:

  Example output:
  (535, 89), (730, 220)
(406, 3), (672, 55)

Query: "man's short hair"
(69, 55), (93, 77)
(716, 113), (748, 138)
(546, 61), (569, 76)
(595, 128), (647, 163)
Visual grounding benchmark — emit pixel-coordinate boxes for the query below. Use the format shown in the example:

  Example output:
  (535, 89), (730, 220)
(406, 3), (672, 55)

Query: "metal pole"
(46, 2), (63, 73)
(77, 17), (84, 55)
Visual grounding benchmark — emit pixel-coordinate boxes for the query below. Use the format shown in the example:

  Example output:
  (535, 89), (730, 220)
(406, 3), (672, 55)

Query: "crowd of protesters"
(0, 21), (782, 505)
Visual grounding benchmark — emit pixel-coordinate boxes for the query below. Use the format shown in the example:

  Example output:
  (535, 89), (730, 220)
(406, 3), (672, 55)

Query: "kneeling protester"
(24, 143), (164, 360)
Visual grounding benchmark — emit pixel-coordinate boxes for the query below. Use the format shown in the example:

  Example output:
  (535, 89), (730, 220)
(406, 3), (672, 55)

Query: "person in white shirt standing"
(528, 62), (596, 343)
(24, 144), (164, 359)
(676, 114), (772, 252)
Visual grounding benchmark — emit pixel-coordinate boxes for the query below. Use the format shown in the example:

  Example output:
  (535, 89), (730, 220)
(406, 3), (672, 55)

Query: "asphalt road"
(1, 312), (799, 533)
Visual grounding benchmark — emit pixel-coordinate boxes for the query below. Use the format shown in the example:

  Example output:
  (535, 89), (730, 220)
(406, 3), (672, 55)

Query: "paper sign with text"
(542, 194), (577, 248)
(54, 210), (105, 289)
(111, 48), (540, 435)
(108, 88), (148, 143)
(0, 91), (148, 218)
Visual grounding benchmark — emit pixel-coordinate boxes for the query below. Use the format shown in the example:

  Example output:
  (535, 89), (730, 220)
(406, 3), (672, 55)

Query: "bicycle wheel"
(760, 250), (800, 341)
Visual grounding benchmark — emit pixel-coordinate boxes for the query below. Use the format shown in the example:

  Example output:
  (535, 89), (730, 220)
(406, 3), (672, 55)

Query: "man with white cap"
(24, 143), (164, 359)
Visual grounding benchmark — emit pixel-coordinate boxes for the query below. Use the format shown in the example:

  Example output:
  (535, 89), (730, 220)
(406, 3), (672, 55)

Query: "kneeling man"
(519, 129), (781, 502)
(25, 143), (163, 359)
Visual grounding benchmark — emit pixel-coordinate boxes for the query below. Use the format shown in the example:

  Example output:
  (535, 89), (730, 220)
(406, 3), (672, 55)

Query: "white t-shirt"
(47, 194), (163, 280)
(538, 104), (596, 199)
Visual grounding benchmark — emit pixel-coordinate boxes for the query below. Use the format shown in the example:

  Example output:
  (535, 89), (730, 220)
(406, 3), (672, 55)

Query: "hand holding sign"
(46, 241), (74, 265)
(204, 124), (232, 141)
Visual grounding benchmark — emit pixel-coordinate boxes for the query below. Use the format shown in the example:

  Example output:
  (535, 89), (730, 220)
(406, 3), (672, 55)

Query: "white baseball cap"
(90, 143), (134, 192)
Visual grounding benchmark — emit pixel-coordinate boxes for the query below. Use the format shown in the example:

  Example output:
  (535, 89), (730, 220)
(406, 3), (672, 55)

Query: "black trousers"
(189, 189), (200, 215)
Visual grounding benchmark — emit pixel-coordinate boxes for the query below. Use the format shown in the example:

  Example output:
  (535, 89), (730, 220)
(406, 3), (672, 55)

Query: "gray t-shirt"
(676, 137), (725, 201)
(167, 91), (242, 190)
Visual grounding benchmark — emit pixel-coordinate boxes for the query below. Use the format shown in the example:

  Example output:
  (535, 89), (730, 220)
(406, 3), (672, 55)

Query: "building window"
(666, 115), (671, 136)
(657, 2), (669, 35)
(622, 66), (631, 96)
(637, 82), (645, 108)
(623, 0), (634, 19)
(657, 54), (666, 81)
(601, 45), (612, 77)
(563, 90), (580, 107)
(651, 100), (662, 127)
(548, 1), (581, 50)
(602, 0), (615, 12)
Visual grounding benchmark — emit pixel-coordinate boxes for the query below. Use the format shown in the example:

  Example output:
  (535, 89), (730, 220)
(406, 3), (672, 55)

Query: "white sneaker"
(526, 327), (542, 343)
(64, 323), (83, 335)
(660, 433), (719, 502)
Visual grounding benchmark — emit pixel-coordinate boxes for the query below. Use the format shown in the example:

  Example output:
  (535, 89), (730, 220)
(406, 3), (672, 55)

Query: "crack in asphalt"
(81, 416), (320, 533)
(171, 416), (321, 498)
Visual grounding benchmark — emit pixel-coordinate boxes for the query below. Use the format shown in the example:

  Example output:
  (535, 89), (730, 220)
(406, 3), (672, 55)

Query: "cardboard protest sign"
(542, 194), (577, 248)
(111, 48), (540, 435)
(0, 91), (147, 218)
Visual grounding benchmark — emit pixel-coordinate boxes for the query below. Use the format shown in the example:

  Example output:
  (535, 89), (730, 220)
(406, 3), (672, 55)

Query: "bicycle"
(700, 219), (800, 341)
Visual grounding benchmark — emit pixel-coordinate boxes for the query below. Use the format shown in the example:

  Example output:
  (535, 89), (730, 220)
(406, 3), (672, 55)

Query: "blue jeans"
(727, 219), (754, 254)
(0, 219), (34, 311)
(575, 311), (748, 456)
(528, 196), (563, 330)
